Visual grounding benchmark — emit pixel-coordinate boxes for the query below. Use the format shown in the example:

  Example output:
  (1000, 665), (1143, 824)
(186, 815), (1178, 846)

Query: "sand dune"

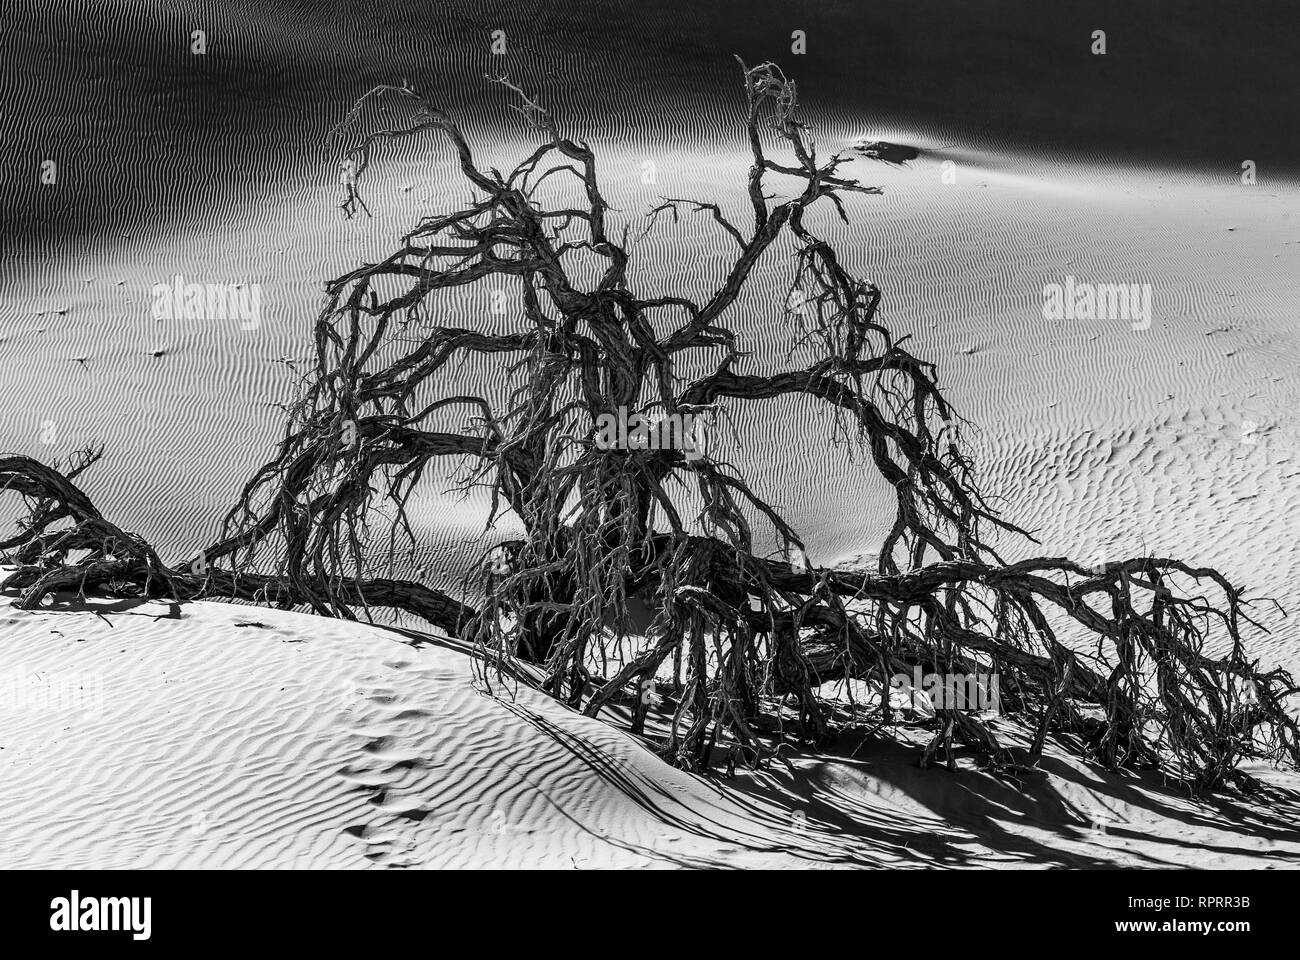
(7, 140), (1298, 670)
(2, 590), (1297, 869)
(4, 0), (1299, 870)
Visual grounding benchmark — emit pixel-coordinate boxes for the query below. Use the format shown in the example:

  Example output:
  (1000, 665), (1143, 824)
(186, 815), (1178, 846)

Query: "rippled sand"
(4, 0), (1298, 868)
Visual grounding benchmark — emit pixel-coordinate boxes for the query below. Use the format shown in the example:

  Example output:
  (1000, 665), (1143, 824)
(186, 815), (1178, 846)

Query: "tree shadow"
(490, 694), (1300, 868)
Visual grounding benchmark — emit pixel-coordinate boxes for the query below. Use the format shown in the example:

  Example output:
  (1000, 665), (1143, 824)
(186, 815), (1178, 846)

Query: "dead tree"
(3, 62), (1297, 795)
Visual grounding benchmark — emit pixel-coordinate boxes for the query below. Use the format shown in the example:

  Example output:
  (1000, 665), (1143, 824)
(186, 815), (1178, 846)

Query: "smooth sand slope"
(2, 589), (1298, 869)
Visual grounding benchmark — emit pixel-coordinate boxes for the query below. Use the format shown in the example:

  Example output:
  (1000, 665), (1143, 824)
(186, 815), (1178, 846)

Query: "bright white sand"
(2, 590), (1297, 869)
